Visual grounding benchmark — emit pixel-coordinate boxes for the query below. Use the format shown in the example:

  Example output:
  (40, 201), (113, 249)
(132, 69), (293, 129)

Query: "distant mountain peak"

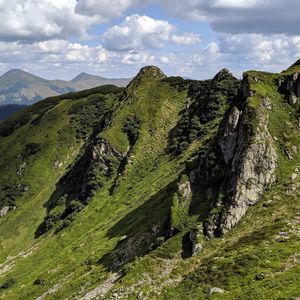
(0, 69), (131, 105)
(71, 72), (105, 82)
(1, 68), (38, 78)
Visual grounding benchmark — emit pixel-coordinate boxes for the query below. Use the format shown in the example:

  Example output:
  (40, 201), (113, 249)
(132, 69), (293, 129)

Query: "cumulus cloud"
(102, 14), (200, 51)
(0, 0), (149, 43)
(75, 0), (148, 19)
(161, 0), (300, 35)
(0, 0), (99, 42)
(0, 40), (109, 72)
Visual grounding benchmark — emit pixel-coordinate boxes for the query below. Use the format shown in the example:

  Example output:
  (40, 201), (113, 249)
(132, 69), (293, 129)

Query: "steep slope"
(0, 64), (300, 300)
(0, 104), (27, 121)
(0, 69), (131, 105)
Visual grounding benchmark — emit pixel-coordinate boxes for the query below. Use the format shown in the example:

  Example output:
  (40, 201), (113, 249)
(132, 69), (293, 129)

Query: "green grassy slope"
(0, 69), (193, 299)
(106, 67), (300, 300)
(0, 65), (300, 300)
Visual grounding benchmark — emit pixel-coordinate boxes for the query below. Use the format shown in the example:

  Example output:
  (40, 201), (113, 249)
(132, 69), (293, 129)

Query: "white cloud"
(218, 34), (291, 62)
(0, 40), (109, 71)
(161, 0), (300, 35)
(75, 0), (147, 19)
(120, 52), (155, 65)
(212, 0), (263, 8)
(0, 0), (99, 42)
(102, 14), (200, 51)
(0, 0), (149, 43)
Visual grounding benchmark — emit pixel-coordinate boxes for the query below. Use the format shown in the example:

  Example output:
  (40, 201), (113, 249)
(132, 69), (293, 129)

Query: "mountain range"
(0, 69), (131, 105)
(0, 62), (300, 299)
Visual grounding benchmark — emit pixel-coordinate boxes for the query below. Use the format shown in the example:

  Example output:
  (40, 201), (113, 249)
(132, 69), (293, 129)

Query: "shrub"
(1, 278), (17, 289)
(69, 200), (85, 213)
(168, 71), (240, 154)
(122, 115), (142, 145)
(33, 278), (46, 286)
(22, 143), (41, 158)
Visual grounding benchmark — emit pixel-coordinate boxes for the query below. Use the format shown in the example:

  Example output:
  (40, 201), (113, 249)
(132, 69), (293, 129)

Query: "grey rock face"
(92, 138), (126, 173)
(96, 138), (127, 159)
(189, 228), (203, 256)
(218, 106), (241, 165)
(178, 180), (192, 204)
(220, 100), (278, 234)
(196, 78), (278, 237)
(207, 287), (225, 296)
(286, 72), (300, 105)
(0, 206), (10, 217)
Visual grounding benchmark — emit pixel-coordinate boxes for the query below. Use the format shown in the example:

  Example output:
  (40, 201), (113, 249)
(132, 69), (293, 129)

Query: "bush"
(122, 115), (142, 145)
(68, 200), (85, 213)
(68, 95), (111, 140)
(0, 84), (123, 138)
(0, 184), (22, 207)
(33, 278), (46, 286)
(168, 70), (240, 154)
(1, 278), (16, 289)
(22, 143), (41, 158)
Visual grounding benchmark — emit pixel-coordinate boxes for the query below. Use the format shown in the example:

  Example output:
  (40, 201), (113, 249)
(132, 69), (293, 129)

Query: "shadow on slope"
(98, 180), (177, 272)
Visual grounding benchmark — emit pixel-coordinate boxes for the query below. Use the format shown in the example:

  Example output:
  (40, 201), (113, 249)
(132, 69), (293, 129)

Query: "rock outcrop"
(189, 225), (203, 256)
(286, 72), (300, 105)
(219, 96), (278, 234)
(169, 175), (192, 235)
(278, 71), (300, 105)
(192, 75), (278, 237)
(0, 206), (10, 217)
(207, 287), (225, 297)
(218, 106), (241, 165)
(128, 66), (166, 89)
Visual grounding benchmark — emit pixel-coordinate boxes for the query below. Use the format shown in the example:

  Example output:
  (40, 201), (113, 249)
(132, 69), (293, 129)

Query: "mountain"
(0, 64), (300, 299)
(0, 69), (131, 105)
(71, 72), (130, 89)
(0, 104), (27, 121)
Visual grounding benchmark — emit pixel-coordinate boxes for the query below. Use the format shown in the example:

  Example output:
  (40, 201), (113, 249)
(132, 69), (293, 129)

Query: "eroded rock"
(220, 104), (278, 234)
(218, 106), (241, 165)
(0, 206), (10, 217)
(208, 287), (225, 296)
(189, 226), (203, 256)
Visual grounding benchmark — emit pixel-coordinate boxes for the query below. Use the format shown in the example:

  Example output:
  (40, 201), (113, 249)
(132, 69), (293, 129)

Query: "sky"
(0, 0), (300, 80)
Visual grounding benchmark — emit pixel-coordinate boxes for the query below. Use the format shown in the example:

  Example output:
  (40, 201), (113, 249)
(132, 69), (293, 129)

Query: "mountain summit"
(0, 62), (300, 299)
(0, 69), (131, 105)
(71, 72), (105, 82)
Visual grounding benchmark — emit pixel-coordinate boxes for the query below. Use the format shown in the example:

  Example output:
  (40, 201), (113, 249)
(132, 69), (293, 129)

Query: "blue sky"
(0, 0), (299, 80)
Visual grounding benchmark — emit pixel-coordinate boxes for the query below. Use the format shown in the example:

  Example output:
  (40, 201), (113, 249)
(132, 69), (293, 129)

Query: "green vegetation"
(168, 69), (240, 153)
(1, 64), (300, 300)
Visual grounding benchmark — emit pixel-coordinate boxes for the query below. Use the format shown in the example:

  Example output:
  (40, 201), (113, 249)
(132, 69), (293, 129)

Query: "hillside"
(0, 69), (131, 105)
(0, 63), (300, 300)
(0, 104), (27, 121)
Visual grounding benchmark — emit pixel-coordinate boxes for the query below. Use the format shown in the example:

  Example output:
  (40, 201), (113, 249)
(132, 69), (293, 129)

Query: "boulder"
(0, 206), (10, 217)
(208, 287), (225, 297)
(291, 173), (298, 181)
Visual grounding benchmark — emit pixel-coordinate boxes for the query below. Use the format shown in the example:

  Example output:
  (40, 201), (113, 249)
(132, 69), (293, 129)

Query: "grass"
(0, 76), (194, 299)
(1, 67), (300, 300)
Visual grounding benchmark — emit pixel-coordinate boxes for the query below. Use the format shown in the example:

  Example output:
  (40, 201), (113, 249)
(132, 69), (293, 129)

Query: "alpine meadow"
(1, 1), (300, 299)
(1, 62), (300, 299)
